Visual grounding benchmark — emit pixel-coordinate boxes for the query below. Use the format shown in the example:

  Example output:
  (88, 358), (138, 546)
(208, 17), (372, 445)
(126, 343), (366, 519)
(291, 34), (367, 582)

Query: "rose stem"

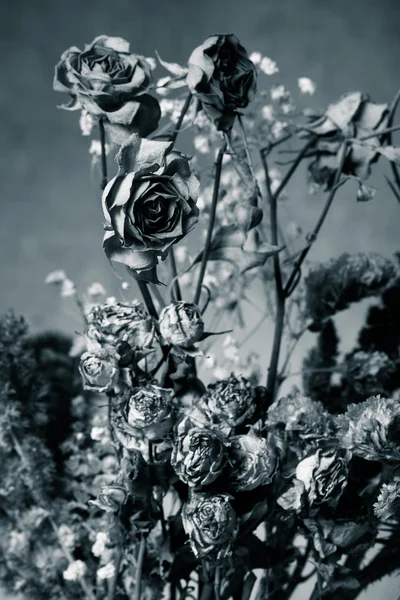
(214, 567), (221, 600)
(107, 545), (123, 600)
(170, 93), (192, 145)
(269, 137), (315, 203)
(261, 150), (285, 399)
(169, 250), (182, 302)
(193, 141), (227, 306)
(137, 281), (159, 321)
(283, 141), (349, 297)
(134, 535), (146, 600)
(99, 118), (108, 191)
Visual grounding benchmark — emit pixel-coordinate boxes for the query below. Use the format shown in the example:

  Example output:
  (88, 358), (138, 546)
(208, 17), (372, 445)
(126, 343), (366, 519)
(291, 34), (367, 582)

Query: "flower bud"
(89, 484), (127, 513)
(85, 301), (155, 350)
(234, 204), (263, 232)
(113, 385), (175, 444)
(79, 348), (119, 392)
(182, 493), (237, 561)
(159, 302), (204, 348)
(172, 420), (226, 487)
(204, 374), (257, 430)
(227, 432), (279, 491)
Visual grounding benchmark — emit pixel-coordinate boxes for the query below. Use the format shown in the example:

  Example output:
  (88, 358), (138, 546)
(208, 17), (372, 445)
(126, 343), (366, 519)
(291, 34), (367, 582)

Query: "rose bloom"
(159, 302), (204, 348)
(171, 419), (226, 487)
(113, 385), (175, 443)
(182, 493), (237, 562)
(54, 35), (160, 137)
(79, 348), (119, 393)
(85, 300), (155, 350)
(295, 448), (349, 507)
(203, 374), (257, 430)
(102, 134), (199, 283)
(337, 396), (400, 462)
(187, 34), (257, 131)
(227, 432), (279, 491)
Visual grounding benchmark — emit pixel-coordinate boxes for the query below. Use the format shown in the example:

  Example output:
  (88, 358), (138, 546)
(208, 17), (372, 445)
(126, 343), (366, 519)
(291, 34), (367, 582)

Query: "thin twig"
(107, 545), (123, 600)
(284, 141), (349, 297)
(138, 281), (159, 321)
(266, 137), (316, 202)
(99, 118), (108, 191)
(170, 93), (193, 145)
(169, 249), (182, 301)
(193, 142), (227, 306)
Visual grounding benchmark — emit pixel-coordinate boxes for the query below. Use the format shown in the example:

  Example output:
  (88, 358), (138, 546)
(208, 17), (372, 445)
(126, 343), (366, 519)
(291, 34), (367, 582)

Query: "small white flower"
(60, 279), (76, 297)
(171, 99), (186, 123)
(174, 246), (188, 262)
(121, 281), (130, 290)
(91, 426), (107, 441)
(63, 560), (87, 582)
(145, 56), (157, 70)
(271, 85), (287, 101)
(298, 77), (316, 95)
(87, 282), (106, 298)
(271, 120), (288, 139)
(79, 110), (94, 136)
(58, 525), (75, 550)
(45, 270), (67, 284)
(259, 57), (279, 76)
(194, 135), (211, 154)
(92, 532), (109, 557)
(261, 105), (274, 121)
(159, 98), (175, 116)
(97, 562), (115, 580)
(89, 140), (110, 157)
(105, 296), (117, 305)
(213, 365), (230, 380)
(249, 51), (262, 65)
(281, 101), (295, 115)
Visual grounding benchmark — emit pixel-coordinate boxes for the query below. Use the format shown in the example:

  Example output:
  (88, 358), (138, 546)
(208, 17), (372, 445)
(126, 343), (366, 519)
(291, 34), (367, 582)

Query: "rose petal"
(116, 134), (172, 176)
(103, 231), (157, 271)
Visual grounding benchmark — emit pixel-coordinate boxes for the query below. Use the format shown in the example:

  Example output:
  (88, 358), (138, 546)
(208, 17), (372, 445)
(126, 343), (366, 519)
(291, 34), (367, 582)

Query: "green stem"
(99, 118), (108, 191)
(169, 249), (182, 301)
(138, 280), (159, 321)
(357, 123), (400, 141)
(270, 137), (316, 202)
(134, 536), (146, 600)
(107, 546), (123, 600)
(284, 142), (348, 297)
(193, 141), (227, 306)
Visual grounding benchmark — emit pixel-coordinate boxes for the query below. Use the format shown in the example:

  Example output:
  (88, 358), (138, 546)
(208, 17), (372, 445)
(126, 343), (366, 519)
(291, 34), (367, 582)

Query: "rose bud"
(171, 421), (226, 487)
(85, 301), (155, 351)
(159, 302), (204, 348)
(203, 374), (257, 431)
(102, 134), (200, 283)
(79, 348), (119, 393)
(182, 493), (237, 561)
(227, 432), (279, 491)
(295, 448), (349, 507)
(337, 396), (400, 462)
(187, 34), (257, 131)
(114, 385), (175, 443)
(89, 484), (127, 513)
(54, 36), (160, 138)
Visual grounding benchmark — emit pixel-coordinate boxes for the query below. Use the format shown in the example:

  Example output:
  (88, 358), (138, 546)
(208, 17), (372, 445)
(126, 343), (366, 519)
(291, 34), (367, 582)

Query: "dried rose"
(336, 396), (400, 462)
(54, 35), (160, 137)
(79, 348), (119, 392)
(89, 483), (127, 513)
(85, 300), (155, 350)
(113, 385), (175, 443)
(227, 432), (279, 491)
(295, 448), (349, 507)
(171, 419), (226, 487)
(187, 34), (257, 131)
(374, 476), (400, 520)
(182, 493), (237, 561)
(102, 134), (199, 283)
(203, 374), (257, 430)
(159, 302), (204, 348)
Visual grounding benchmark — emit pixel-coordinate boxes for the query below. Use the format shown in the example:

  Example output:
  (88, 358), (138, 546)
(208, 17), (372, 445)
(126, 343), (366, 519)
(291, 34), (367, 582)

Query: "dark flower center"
(218, 44), (236, 77)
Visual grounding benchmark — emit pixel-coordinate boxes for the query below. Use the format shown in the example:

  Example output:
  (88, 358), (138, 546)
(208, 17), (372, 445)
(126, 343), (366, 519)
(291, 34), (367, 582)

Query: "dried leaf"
(357, 182), (376, 202)
(326, 92), (363, 131)
(156, 51), (188, 77)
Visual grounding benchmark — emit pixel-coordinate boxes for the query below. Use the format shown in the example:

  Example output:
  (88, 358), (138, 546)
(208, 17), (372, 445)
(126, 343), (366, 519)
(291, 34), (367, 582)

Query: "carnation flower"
(54, 35), (160, 138)
(187, 34), (257, 131)
(227, 432), (279, 491)
(159, 302), (204, 348)
(337, 396), (400, 462)
(203, 374), (259, 430)
(112, 385), (175, 444)
(102, 134), (200, 283)
(182, 493), (238, 561)
(85, 300), (155, 350)
(374, 477), (400, 520)
(295, 448), (349, 506)
(79, 348), (119, 392)
(171, 420), (226, 487)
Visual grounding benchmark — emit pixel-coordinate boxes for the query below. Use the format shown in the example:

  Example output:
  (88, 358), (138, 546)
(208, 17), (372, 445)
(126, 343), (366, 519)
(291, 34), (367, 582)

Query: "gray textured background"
(0, 0), (399, 597)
